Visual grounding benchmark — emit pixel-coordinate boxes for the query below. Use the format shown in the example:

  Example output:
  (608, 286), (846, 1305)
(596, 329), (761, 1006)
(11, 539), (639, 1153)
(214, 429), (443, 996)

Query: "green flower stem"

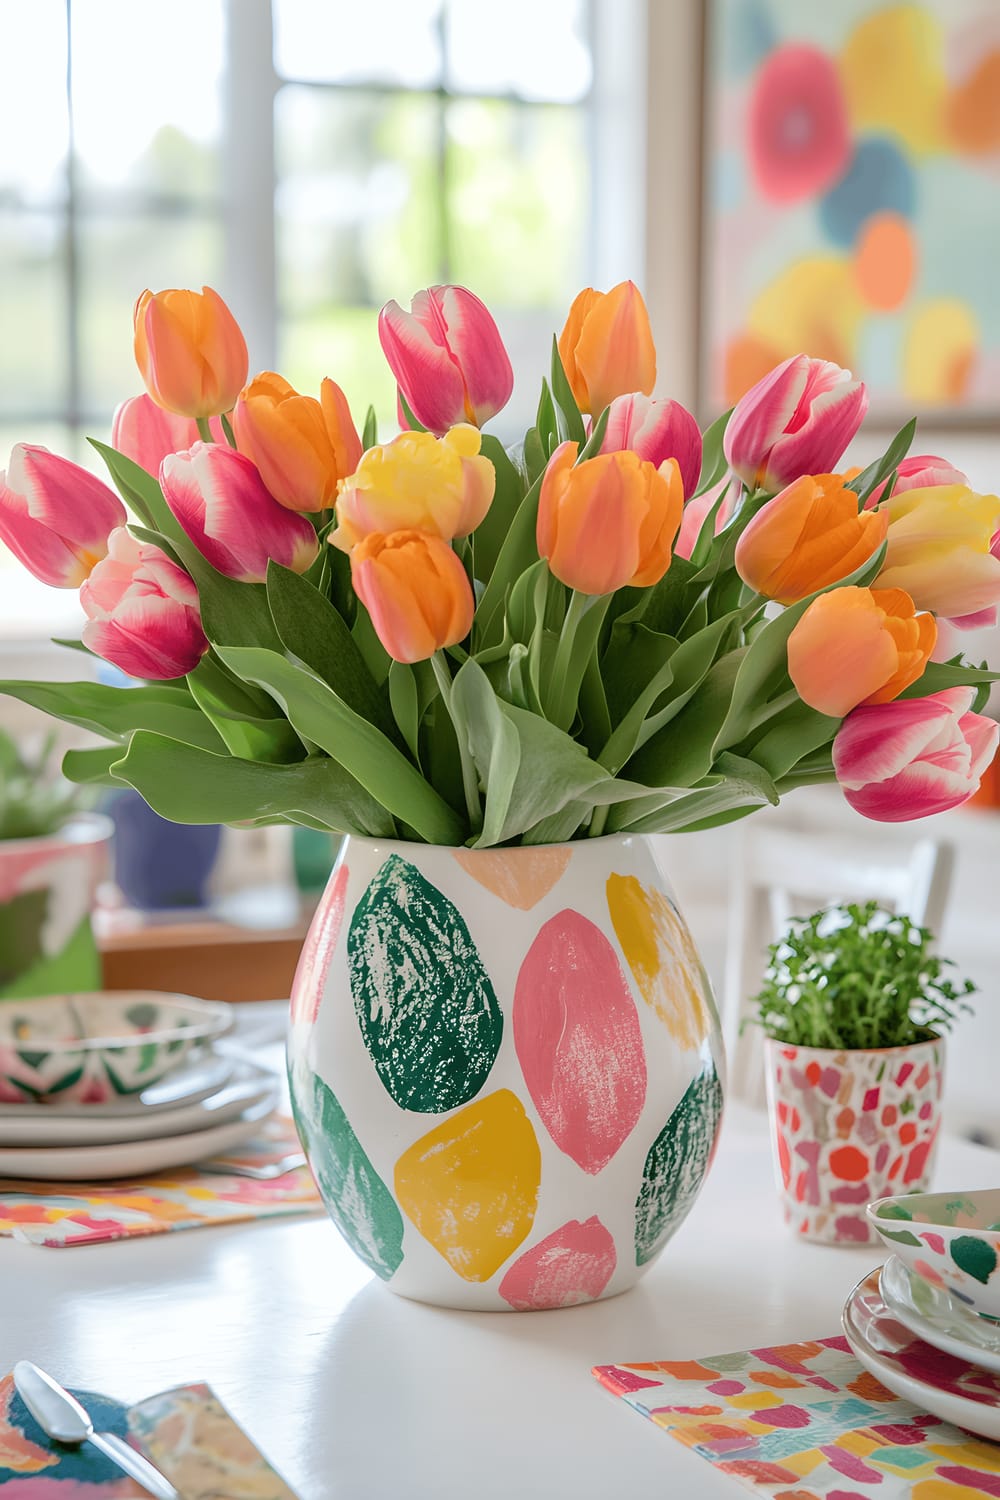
(195, 417), (215, 443)
(547, 589), (608, 731)
(220, 412), (237, 448)
(588, 805), (610, 838)
(431, 651), (482, 838)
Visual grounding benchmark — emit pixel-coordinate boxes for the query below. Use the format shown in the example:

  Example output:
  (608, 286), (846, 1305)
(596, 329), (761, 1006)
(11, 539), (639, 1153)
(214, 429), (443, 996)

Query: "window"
(0, 0), (642, 636)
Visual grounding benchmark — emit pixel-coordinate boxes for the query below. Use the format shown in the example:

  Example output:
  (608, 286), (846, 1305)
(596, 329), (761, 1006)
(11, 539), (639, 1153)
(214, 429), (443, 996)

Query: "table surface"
(3, 1003), (998, 1499)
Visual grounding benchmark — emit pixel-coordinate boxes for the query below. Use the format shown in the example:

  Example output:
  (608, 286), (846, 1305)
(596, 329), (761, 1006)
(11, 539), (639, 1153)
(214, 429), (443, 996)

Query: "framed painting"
(702, 0), (1000, 424)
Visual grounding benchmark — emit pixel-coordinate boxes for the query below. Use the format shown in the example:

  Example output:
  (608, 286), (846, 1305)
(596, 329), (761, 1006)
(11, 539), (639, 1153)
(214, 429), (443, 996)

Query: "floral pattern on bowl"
(0, 990), (232, 1104)
(867, 1187), (1000, 1320)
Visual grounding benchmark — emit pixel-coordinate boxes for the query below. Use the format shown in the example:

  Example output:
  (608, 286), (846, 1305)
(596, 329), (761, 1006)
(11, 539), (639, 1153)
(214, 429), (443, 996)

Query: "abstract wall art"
(704, 1), (1000, 419)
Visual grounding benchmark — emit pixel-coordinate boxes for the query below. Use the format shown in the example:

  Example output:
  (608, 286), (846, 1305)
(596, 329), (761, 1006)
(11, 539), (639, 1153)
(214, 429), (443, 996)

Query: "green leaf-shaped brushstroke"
(635, 1060), (724, 1266)
(348, 854), (502, 1112)
(289, 1068), (404, 1280)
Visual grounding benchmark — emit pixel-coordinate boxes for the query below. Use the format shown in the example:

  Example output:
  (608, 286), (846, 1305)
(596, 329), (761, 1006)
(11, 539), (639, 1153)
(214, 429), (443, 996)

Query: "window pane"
(280, 306), (397, 436)
(274, 0), (443, 86)
(77, 215), (224, 414)
(0, 1), (68, 207)
(446, 101), (588, 307)
(70, 0), (224, 203)
(446, 0), (592, 101)
(0, 213), (67, 414)
(276, 87), (443, 312)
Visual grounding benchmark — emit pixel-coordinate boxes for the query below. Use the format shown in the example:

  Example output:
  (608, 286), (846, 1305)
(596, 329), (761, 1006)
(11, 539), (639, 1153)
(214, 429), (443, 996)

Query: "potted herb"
(750, 901), (975, 1246)
(0, 729), (111, 999)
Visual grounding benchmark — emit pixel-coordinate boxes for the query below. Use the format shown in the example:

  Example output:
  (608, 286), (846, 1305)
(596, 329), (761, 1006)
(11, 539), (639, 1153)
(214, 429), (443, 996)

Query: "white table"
(3, 1005), (998, 1499)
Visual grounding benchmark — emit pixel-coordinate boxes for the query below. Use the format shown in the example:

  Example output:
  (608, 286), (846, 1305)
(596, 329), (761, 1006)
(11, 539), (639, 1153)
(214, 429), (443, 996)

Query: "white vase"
(286, 833), (725, 1310)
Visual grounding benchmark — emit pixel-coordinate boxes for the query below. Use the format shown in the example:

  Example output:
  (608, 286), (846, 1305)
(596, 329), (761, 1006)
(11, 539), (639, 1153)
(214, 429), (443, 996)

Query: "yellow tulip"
(333, 425), (494, 552)
(876, 484), (1000, 618)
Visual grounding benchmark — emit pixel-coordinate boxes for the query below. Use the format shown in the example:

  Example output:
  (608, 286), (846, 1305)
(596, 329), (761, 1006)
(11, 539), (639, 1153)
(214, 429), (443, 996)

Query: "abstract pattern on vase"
(498, 1216), (617, 1310)
(290, 1070), (403, 1280)
(393, 1089), (540, 1282)
(348, 854), (502, 1111)
(594, 1331), (1000, 1498)
(766, 1037), (944, 1245)
(513, 909), (647, 1173)
(288, 835), (727, 1308)
(451, 846), (571, 909)
(634, 1060), (724, 1265)
(0, 841), (103, 1001)
(290, 860), (349, 1026)
(606, 873), (713, 1050)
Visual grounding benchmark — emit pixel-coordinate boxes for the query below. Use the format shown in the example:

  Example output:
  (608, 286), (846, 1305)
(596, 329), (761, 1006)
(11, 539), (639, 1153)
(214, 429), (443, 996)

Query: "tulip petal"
(844, 760), (980, 822)
(435, 285), (514, 427)
(723, 354), (809, 484)
(833, 694), (966, 788)
(378, 297), (467, 435)
(82, 595), (207, 680)
(961, 711), (1000, 781)
(763, 379), (869, 491)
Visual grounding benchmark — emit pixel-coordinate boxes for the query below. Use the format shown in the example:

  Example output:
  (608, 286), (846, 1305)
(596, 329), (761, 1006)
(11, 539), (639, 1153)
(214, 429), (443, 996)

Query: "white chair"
(722, 826), (954, 1108)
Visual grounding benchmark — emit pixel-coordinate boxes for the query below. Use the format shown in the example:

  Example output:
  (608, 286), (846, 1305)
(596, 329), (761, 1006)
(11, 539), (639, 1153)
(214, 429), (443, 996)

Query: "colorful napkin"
(594, 1335), (1000, 1497)
(0, 1115), (323, 1247)
(0, 1371), (298, 1496)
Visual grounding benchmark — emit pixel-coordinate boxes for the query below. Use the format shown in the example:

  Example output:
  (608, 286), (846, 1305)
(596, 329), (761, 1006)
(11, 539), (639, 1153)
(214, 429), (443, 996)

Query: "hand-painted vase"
(0, 814), (111, 1001)
(763, 1036), (944, 1246)
(286, 834), (725, 1311)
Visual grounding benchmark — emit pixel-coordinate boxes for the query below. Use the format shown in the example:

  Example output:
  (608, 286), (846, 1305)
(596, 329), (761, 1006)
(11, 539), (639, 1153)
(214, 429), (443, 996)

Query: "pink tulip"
(0, 444), (125, 587)
(724, 354), (869, 493)
(674, 479), (736, 560)
(112, 394), (222, 475)
(81, 527), (208, 680)
(600, 394), (702, 499)
(378, 284), (514, 435)
(833, 687), (1000, 822)
(159, 443), (319, 583)
(865, 453), (967, 509)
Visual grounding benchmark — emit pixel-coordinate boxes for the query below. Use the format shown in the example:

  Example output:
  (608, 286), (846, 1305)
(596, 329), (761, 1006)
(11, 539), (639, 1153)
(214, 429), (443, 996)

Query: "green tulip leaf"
(111, 732), (393, 836)
(846, 418), (917, 503)
(215, 646), (465, 845)
(266, 562), (399, 742)
(549, 335), (586, 446)
(693, 408), (734, 498)
(472, 435), (527, 586)
(0, 679), (225, 751)
(61, 746), (127, 786)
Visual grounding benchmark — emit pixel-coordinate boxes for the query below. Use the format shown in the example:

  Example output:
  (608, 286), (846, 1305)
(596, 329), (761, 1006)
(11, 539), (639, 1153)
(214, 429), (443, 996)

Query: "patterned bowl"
(0, 991), (233, 1104)
(867, 1189), (1000, 1319)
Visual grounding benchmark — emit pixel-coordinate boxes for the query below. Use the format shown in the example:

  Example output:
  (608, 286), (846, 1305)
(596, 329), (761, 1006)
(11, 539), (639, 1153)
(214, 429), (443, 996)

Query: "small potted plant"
(0, 729), (111, 999)
(749, 900), (975, 1246)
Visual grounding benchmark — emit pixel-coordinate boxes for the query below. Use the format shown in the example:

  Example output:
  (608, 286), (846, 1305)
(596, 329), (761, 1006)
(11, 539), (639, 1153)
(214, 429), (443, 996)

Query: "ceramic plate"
(0, 1052), (235, 1121)
(0, 1097), (276, 1181)
(880, 1255), (1000, 1375)
(0, 1061), (278, 1148)
(843, 1267), (1000, 1441)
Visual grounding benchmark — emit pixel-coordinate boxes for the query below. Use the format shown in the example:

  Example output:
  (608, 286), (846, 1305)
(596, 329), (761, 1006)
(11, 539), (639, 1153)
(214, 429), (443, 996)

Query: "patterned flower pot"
(763, 1036), (945, 1246)
(0, 814), (112, 1001)
(286, 834), (725, 1311)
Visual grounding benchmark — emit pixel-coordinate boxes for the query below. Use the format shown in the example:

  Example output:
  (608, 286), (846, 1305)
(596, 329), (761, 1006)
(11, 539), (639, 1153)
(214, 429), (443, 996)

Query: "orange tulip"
(233, 373), (362, 513)
(787, 586), (936, 717)
(735, 472), (888, 603)
(556, 281), (656, 417)
(133, 286), (248, 419)
(349, 530), (474, 663)
(536, 441), (683, 595)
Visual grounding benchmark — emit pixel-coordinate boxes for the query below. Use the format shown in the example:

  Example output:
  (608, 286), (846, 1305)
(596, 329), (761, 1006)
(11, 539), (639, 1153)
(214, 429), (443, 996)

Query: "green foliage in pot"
(0, 728), (89, 840)
(747, 900), (975, 1050)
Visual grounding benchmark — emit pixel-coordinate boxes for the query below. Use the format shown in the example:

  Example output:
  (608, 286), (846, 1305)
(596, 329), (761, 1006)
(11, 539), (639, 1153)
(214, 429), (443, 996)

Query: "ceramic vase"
(763, 1035), (944, 1246)
(0, 813), (111, 1001)
(286, 834), (725, 1311)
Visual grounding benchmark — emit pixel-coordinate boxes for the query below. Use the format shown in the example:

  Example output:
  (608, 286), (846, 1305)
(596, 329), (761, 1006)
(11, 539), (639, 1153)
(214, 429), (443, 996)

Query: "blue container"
(102, 788), (222, 911)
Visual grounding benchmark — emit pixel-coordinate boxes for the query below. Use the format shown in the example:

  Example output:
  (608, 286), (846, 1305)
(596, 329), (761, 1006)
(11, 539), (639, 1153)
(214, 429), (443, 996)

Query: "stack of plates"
(842, 1188), (1000, 1440)
(0, 992), (281, 1181)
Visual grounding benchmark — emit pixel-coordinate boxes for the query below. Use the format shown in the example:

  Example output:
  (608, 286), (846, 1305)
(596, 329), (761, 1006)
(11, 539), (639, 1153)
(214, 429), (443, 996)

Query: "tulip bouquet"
(1, 280), (998, 846)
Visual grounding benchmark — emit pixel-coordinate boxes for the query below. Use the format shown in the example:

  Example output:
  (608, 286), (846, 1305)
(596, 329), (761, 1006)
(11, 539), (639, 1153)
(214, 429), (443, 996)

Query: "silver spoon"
(13, 1361), (179, 1499)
